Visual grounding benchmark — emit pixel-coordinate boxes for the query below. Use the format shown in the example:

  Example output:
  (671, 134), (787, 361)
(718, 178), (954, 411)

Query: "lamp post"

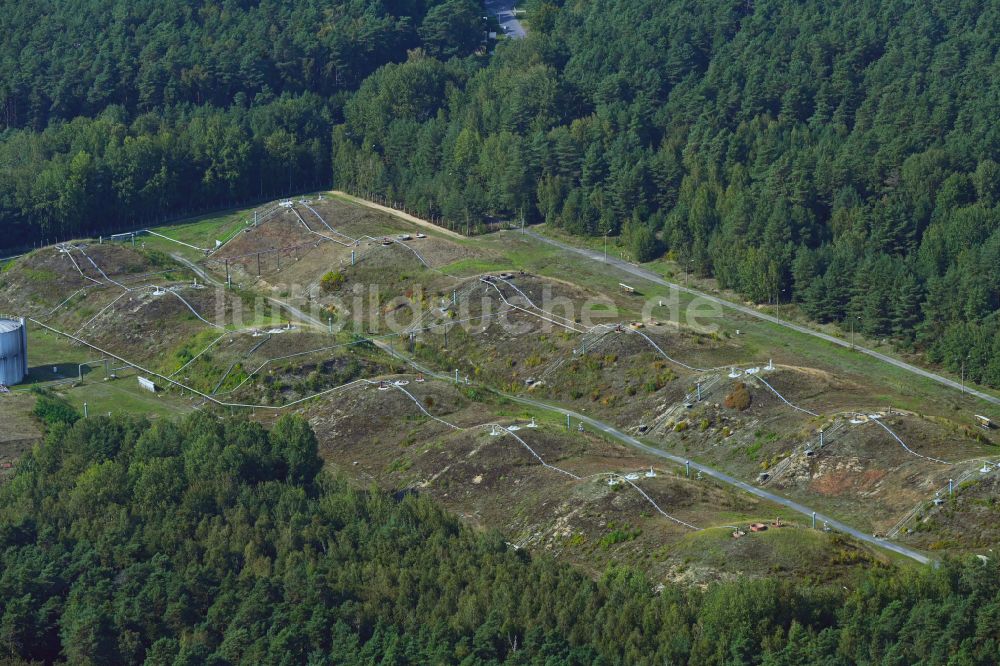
(604, 231), (608, 263)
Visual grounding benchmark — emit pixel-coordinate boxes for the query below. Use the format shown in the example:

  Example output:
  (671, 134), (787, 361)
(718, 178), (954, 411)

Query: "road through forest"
(484, 0), (526, 38)
(524, 230), (1000, 409)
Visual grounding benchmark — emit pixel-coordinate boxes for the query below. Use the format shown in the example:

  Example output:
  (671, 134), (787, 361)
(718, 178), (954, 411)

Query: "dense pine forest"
(329, 0), (1000, 387)
(0, 0), (483, 247)
(2, 402), (999, 664)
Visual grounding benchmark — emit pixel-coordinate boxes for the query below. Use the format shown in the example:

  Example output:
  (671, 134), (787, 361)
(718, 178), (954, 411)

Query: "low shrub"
(31, 390), (80, 426)
(320, 271), (346, 292)
(724, 382), (751, 410)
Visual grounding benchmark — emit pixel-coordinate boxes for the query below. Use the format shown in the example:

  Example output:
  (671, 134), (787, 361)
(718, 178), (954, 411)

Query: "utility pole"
(604, 232), (608, 263)
(961, 353), (971, 394)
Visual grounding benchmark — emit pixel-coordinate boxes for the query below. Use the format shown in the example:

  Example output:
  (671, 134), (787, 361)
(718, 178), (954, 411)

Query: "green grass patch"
(20, 267), (58, 282)
(599, 522), (641, 548)
(667, 525), (880, 579)
(23, 328), (94, 384)
(439, 257), (513, 276)
(56, 380), (194, 419)
(160, 328), (226, 376)
(387, 456), (413, 473)
(156, 209), (253, 246)
(138, 205), (261, 261)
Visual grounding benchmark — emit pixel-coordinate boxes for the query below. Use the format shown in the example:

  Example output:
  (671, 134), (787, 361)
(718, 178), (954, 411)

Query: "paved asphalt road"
(525, 230), (1000, 409)
(485, 0), (526, 38)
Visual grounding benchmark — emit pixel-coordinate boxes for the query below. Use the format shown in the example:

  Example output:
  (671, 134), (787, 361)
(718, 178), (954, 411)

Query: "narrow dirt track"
(329, 191), (465, 240)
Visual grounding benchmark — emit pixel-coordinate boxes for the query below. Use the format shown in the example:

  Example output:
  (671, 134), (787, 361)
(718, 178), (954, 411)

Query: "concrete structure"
(0, 317), (28, 386)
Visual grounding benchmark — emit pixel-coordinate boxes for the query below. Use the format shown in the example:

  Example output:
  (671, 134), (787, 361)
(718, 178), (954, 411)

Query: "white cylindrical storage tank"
(0, 317), (28, 386)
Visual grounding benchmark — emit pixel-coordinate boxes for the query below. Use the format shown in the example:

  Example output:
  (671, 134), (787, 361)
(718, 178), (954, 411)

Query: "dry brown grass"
(724, 382), (752, 410)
